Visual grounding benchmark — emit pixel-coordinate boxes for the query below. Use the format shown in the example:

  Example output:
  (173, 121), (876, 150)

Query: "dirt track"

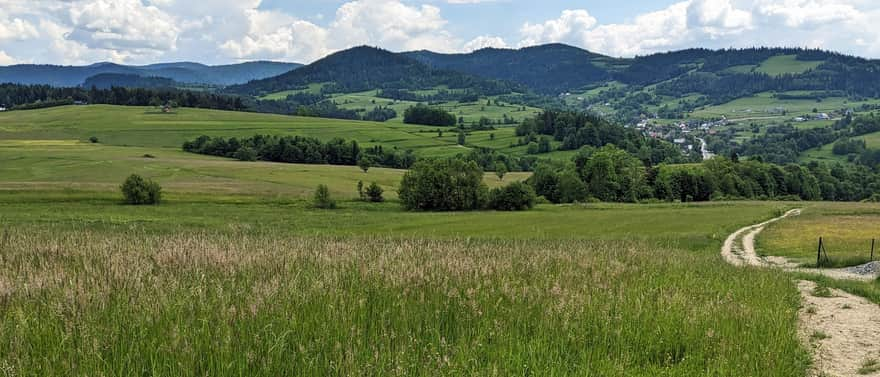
(722, 209), (880, 376)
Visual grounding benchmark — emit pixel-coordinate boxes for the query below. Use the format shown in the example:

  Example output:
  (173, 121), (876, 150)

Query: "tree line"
(0, 83), (244, 111)
(527, 144), (880, 203)
(182, 134), (416, 169)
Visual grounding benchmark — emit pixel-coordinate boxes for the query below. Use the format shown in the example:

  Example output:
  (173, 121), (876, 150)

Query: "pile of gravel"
(845, 261), (880, 275)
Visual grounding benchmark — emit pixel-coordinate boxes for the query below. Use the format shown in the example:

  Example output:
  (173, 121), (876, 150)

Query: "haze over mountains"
(0, 61), (303, 87)
(5, 43), (880, 105)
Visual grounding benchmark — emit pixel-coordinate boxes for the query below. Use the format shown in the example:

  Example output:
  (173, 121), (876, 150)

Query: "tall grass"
(0, 227), (808, 376)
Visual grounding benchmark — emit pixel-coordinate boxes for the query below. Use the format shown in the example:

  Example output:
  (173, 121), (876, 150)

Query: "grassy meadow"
(0, 104), (870, 376)
(0, 140), (527, 199)
(0, 104), (560, 161)
(0, 192), (812, 376)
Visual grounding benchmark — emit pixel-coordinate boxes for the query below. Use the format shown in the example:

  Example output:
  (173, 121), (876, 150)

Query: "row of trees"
(528, 145), (880, 203)
(182, 134), (417, 169)
(0, 83), (244, 111)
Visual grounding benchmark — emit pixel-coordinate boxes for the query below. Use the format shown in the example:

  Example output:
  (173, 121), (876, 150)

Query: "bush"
(365, 182), (384, 202)
(89, 136), (99, 143)
(398, 159), (487, 211)
(120, 174), (161, 205)
(313, 184), (337, 209)
(487, 182), (536, 211)
(233, 146), (257, 161)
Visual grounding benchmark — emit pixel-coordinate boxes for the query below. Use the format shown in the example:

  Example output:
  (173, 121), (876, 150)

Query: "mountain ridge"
(0, 61), (302, 87)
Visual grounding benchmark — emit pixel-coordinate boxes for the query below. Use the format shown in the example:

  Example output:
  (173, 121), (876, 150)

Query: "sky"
(0, 0), (879, 66)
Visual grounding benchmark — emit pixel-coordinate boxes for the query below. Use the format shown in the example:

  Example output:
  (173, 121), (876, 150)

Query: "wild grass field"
(0, 193), (811, 376)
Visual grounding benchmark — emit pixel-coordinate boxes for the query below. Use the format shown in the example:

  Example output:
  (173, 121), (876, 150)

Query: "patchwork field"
(0, 105), (561, 161)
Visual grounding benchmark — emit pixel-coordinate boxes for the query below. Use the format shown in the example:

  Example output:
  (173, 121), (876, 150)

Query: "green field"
(759, 202), (880, 267)
(259, 86), (543, 126)
(0, 191), (811, 376)
(691, 92), (866, 121)
(801, 130), (880, 163)
(4, 104), (878, 376)
(755, 55), (823, 77)
(0, 140), (527, 199)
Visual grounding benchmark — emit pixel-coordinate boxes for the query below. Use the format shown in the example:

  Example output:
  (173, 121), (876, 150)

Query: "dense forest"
(82, 74), (181, 90)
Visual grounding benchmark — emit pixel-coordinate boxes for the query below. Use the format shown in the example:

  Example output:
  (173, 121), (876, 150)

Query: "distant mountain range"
(230, 44), (880, 100)
(7, 44), (880, 104)
(0, 61), (302, 87)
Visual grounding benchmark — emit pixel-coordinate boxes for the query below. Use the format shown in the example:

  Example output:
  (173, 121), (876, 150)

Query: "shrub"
(358, 157), (372, 173)
(233, 146), (257, 161)
(313, 184), (336, 209)
(120, 174), (161, 205)
(487, 182), (536, 211)
(365, 182), (384, 202)
(398, 159), (487, 211)
(89, 136), (99, 143)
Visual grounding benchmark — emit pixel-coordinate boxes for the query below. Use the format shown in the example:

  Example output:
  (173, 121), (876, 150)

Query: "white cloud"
(219, 0), (460, 62)
(520, 10), (597, 47)
(331, 0), (457, 52)
(515, 0), (879, 57)
(1, 0), (880, 65)
(66, 0), (180, 52)
(0, 16), (39, 41)
(687, 0), (753, 37)
(463, 35), (508, 51)
(0, 50), (20, 65)
(755, 0), (860, 28)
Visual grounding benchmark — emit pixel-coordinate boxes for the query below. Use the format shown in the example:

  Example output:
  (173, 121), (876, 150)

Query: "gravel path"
(722, 209), (880, 376)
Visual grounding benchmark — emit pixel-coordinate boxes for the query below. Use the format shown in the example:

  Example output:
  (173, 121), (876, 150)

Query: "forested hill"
(0, 61), (301, 87)
(406, 46), (880, 97)
(226, 46), (525, 97)
(403, 44), (613, 95)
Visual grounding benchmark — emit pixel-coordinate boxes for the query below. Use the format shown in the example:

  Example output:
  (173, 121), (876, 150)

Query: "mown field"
(0, 140), (526, 199)
(758, 202), (880, 267)
(0, 191), (811, 376)
(0, 105), (564, 160)
(258, 85), (543, 126)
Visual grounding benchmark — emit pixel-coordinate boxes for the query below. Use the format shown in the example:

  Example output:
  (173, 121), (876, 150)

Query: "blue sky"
(0, 0), (878, 66)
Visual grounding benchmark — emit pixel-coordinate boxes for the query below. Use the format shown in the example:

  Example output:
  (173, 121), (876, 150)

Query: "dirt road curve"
(722, 209), (880, 377)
